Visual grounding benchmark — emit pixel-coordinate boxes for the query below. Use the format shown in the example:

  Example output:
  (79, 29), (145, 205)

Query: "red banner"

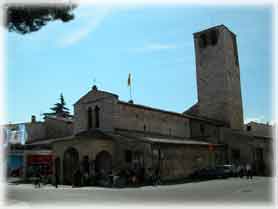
(27, 155), (53, 165)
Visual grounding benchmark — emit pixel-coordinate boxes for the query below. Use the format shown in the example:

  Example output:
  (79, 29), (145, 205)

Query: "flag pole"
(128, 73), (132, 102)
(130, 81), (132, 101)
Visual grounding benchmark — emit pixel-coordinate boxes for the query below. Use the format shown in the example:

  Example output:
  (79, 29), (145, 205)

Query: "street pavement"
(5, 177), (274, 207)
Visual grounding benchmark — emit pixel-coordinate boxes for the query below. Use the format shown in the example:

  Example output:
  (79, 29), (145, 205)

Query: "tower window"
(231, 34), (239, 66)
(94, 106), (100, 128)
(210, 29), (218, 45)
(87, 107), (92, 129)
(199, 33), (207, 48)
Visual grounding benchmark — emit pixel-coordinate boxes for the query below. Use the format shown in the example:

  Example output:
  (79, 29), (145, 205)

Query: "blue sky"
(5, 5), (273, 124)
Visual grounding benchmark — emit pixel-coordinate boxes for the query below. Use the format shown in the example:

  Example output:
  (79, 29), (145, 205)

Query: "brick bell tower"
(193, 25), (244, 130)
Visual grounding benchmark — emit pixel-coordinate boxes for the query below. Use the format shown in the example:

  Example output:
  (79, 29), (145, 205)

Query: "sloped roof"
(112, 129), (222, 146)
(74, 87), (118, 105)
(119, 101), (227, 126)
(26, 129), (223, 147)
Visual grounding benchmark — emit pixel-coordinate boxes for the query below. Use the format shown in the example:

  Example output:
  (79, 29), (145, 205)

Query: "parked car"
(10, 167), (23, 177)
(216, 164), (237, 177)
(189, 166), (230, 180)
(189, 167), (217, 180)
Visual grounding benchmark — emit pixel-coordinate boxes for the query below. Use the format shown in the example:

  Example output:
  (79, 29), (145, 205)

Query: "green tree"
(5, 3), (77, 34)
(44, 93), (71, 118)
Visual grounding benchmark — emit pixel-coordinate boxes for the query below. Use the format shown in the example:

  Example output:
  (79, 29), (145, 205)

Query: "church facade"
(25, 25), (273, 185)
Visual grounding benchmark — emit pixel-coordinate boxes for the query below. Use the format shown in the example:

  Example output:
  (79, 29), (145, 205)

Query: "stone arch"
(63, 147), (79, 185)
(95, 150), (112, 175)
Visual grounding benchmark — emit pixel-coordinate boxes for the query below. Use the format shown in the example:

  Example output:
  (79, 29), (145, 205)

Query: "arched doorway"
(63, 147), (79, 185)
(95, 151), (112, 175)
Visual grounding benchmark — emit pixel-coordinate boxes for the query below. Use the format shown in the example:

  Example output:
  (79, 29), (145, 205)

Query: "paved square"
(5, 177), (273, 206)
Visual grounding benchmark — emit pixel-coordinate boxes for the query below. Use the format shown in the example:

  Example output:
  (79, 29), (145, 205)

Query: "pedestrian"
(238, 165), (244, 178)
(246, 163), (252, 179)
(34, 169), (41, 188)
(55, 172), (59, 188)
(236, 165), (241, 178)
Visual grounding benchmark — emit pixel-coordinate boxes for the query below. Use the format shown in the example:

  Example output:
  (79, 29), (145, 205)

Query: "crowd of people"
(70, 163), (160, 188)
(31, 162), (255, 188)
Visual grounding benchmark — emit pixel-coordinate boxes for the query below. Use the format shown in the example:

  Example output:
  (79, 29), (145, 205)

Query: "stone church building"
(26, 25), (273, 184)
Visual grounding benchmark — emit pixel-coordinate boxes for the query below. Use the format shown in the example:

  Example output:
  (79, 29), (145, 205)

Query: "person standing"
(246, 163), (252, 179)
(55, 172), (59, 188)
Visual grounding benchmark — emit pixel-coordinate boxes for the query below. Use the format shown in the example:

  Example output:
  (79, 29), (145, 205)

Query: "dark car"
(190, 166), (229, 180)
(189, 167), (215, 180)
(10, 167), (23, 177)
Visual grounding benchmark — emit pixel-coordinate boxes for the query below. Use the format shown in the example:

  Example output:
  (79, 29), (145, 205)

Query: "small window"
(125, 150), (132, 163)
(143, 124), (146, 132)
(87, 107), (92, 129)
(94, 106), (100, 128)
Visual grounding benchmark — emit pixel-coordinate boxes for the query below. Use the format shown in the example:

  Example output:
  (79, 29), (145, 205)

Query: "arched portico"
(95, 150), (112, 175)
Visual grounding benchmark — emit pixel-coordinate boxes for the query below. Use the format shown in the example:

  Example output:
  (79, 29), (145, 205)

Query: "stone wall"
(220, 127), (273, 176)
(154, 144), (226, 180)
(25, 122), (46, 142)
(245, 122), (273, 137)
(189, 119), (220, 143)
(114, 103), (190, 138)
(74, 88), (118, 134)
(44, 118), (74, 139)
(74, 87), (191, 139)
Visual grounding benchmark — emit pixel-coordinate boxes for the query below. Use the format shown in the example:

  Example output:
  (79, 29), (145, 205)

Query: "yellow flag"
(128, 73), (131, 86)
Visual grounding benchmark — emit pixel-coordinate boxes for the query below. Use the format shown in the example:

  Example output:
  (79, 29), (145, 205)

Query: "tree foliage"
(5, 4), (77, 34)
(44, 93), (71, 118)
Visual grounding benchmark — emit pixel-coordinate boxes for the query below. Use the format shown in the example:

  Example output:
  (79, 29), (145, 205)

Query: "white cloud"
(59, 6), (112, 47)
(131, 42), (192, 53)
(132, 43), (178, 52)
